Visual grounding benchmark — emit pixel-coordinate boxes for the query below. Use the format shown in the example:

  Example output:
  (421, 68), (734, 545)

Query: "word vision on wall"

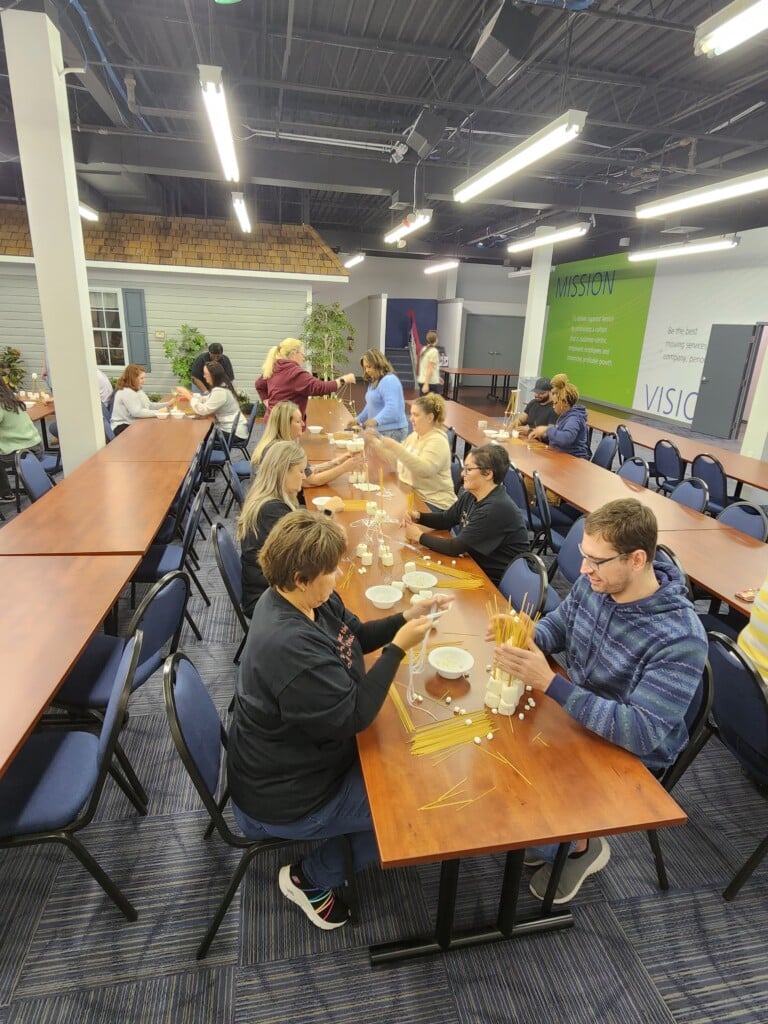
(643, 384), (698, 422)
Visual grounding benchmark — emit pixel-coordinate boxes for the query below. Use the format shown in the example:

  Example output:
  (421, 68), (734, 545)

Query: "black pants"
(0, 443), (44, 495)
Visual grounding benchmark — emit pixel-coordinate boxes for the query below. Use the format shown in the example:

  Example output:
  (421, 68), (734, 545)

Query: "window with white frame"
(90, 290), (126, 368)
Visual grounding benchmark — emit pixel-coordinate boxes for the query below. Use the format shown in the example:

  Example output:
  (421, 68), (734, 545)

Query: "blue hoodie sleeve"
(545, 408), (584, 451)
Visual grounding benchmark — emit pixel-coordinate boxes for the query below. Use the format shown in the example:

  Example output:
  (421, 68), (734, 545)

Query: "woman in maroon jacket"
(256, 338), (355, 421)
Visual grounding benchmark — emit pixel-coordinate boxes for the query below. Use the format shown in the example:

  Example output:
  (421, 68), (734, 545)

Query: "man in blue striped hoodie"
(493, 498), (707, 904)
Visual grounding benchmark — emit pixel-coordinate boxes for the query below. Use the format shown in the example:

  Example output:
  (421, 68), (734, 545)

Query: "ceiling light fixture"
(343, 253), (366, 269)
(384, 209), (433, 244)
(424, 259), (459, 275)
(694, 0), (768, 57)
(635, 166), (768, 219)
(231, 192), (252, 232)
(628, 236), (740, 262)
(198, 64), (239, 182)
(78, 202), (99, 222)
(453, 109), (587, 203)
(506, 222), (590, 254)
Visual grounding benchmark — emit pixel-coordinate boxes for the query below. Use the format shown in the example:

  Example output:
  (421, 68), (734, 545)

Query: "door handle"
(701, 377), (708, 382)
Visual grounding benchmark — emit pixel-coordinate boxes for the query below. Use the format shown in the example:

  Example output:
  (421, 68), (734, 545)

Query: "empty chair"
(0, 636), (144, 920)
(15, 450), (55, 503)
(669, 477), (709, 514)
(222, 461), (247, 517)
(591, 435), (617, 471)
(230, 404), (261, 458)
(450, 453), (463, 494)
(212, 522), (250, 663)
(530, 470), (567, 556)
(651, 439), (684, 495)
(716, 500), (768, 542)
(615, 424), (634, 465)
(549, 516), (585, 590)
(502, 464), (532, 533)
(691, 453), (733, 516)
(498, 552), (549, 617)
(617, 457), (649, 487)
(153, 457), (200, 545)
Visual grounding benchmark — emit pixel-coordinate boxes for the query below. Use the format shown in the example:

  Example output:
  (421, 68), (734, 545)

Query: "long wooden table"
(442, 367), (518, 404)
(92, 416), (210, 463)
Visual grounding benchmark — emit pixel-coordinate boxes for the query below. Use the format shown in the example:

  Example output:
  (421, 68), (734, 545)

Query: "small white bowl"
(365, 585), (401, 610)
(156, 410), (170, 419)
(428, 646), (475, 680)
(311, 496), (332, 510)
(170, 408), (185, 419)
(483, 429), (498, 438)
(307, 425), (323, 434)
(402, 570), (438, 593)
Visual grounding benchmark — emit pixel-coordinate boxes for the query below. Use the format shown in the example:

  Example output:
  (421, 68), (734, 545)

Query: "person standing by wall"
(417, 330), (442, 395)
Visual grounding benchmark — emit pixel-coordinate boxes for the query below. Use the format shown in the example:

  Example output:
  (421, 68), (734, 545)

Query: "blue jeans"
(380, 426), (409, 442)
(231, 761), (379, 888)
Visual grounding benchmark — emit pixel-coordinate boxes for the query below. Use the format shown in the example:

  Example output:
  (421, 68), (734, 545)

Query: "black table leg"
(453, 374), (460, 402)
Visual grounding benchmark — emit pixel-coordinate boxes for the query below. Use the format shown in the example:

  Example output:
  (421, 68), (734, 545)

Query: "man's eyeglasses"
(577, 543), (627, 571)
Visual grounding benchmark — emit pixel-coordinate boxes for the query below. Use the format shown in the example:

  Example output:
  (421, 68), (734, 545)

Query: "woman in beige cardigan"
(367, 392), (455, 510)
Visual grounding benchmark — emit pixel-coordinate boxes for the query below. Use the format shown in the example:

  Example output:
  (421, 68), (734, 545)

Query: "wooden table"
(0, 553), (140, 777)
(92, 416), (210, 463)
(442, 367), (518, 404)
(25, 398), (55, 449)
(0, 458), (189, 555)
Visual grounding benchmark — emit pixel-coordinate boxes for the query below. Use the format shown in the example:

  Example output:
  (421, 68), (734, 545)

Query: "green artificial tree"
(300, 302), (355, 381)
(163, 324), (207, 385)
(0, 346), (25, 389)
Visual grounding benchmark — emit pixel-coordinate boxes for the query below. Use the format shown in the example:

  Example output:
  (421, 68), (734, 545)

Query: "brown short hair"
(412, 392), (446, 426)
(467, 443), (510, 484)
(360, 349), (394, 380)
(259, 509), (347, 590)
(585, 499), (657, 561)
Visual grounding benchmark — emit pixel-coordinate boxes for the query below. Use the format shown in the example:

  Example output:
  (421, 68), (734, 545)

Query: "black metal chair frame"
(211, 522), (250, 664)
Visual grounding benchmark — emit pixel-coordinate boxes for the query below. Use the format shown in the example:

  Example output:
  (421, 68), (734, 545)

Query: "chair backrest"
(658, 657), (714, 791)
(225, 412), (241, 449)
(616, 424), (634, 464)
(716, 500), (768, 542)
(502, 464), (531, 528)
(498, 552), (549, 616)
(15, 450), (54, 502)
(617, 456), (649, 487)
(669, 477), (709, 513)
(450, 454), (463, 494)
(222, 461), (246, 509)
(532, 471), (551, 533)
(198, 429), (217, 475)
(445, 427), (456, 452)
(212, 522), (248, 628)
(707, 631), (768, 787)
(555, 516), (586, 585)
(691, 453), (728, 507)
(181, 484), (208, 560)
(656, 543), (694, 602)
(170, 458), (200, 527)
(103, 414), (116, 443)
(125, 570), (191, 686)
(653, 439), (683, 481)
(591, 435), (617, 471)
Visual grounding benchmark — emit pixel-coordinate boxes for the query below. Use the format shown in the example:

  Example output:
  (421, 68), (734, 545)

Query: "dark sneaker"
(0, 493), (15, 503)
(529, 837), (611, 904)
(278, 863), (349, 930)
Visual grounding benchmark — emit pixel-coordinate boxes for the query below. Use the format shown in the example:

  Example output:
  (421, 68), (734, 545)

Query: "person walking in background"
(529, 373), (590, 459)
(350, 349), (409, 441)
(256, 338), (355, 422)
(417, 330), (442, 395)
(190, 343), (235, 394)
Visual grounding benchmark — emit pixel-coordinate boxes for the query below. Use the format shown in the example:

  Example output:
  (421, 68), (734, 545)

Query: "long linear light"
(635, 167), (768, 220)
(694, 0), (768, 57)
(384, 209), (433, 244)
(628, 236), (740, 262)
(232, 192), (252, 232)
(506, 222), (590, 254)
(343, 253), (365, 268)
(453, 109), (587, 204)
(198, 64), (239, 182)
(78, 202), (99, 222)
(424, 259), (459, 275)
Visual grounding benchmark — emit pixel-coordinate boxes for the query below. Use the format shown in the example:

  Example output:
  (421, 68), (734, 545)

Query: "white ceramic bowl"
(170, 408), (185, 419)
(156, 410), (169, 419)
(311, 496), (332, 510)
(483, 429), (498, 437)
(402, 570), (438, 593)
(365, 585), (402, 610)
(428, 646), (475, 680)
(307, 425), (323, 434)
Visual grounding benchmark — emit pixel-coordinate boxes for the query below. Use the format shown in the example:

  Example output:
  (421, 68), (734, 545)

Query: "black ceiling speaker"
(405, 110), (447, 160)
(471, 1), (538, 87)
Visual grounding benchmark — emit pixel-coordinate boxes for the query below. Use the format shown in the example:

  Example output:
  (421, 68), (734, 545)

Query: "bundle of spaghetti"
(486, 594), (539, 647)
(416, 558), (476, 581)
(406, 490), (417, 517)
(410, 709), (493, 756)
(436, 576), (484, 590)
(390, 685), (415, 733)
(337, 562), (356, 591)
(342, 499), (369, 511)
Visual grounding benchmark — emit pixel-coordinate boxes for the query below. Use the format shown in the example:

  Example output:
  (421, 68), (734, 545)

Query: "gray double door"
(462, 313), (525, 388)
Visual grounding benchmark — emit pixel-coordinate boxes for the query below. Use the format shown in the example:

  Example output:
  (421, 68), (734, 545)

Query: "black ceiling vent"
(405, 110), (448, 160)
(470, 2), (538, 86)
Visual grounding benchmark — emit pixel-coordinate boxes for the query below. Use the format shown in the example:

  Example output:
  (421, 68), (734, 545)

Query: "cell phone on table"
(735, 589), (756, 602)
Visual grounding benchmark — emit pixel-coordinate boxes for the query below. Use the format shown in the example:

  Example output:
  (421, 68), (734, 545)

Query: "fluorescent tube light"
(343, 253), (366, 268)
(198, 64), (240, 182)
(78, 202), (99, 222)
(454, 109), (587, 203)
(232, 192), (252, 232)
(384, 209), (433, 244)
(506, 222), (590, 254)
(695, 0), (768, 57)
(424, 259), (459, 275)
(628, 236), (740, 262)
(635, 167), (768, 219)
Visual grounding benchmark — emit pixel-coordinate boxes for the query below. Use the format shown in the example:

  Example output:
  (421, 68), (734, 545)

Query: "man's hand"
(493, 638), (554, 692)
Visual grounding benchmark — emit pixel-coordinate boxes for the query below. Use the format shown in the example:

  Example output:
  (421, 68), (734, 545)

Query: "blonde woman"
(417, 330), (441, 395)
(349, 349), (408, 441)
(529, 373), (590, 459)
(367, 393), (455, 510)
(237, 440), (307, 615)
(251, 400), (361, 489)
(255, 338), (355, 421)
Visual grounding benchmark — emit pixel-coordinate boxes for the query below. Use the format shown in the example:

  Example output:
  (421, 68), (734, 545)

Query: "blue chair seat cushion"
(232, 461), (251, 480)
(0, 732), (99, 835)
(134, 544), (184, 582)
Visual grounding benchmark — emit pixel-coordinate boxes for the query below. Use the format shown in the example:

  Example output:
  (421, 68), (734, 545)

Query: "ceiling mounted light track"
(198, 64), (239, 183)
(694, 0), (768, 57)
(506, 222), (590, 253)
(636, 167), (768, 220)
(628, 236), (740, 262)
(384, 209), (433, 244)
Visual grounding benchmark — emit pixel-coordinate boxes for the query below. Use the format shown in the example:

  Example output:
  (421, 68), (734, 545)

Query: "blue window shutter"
(123, 288), (150, 369)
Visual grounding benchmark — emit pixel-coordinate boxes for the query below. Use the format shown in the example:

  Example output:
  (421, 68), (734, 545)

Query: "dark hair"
(360, 349), (394, 383)
(467, 443), (510, 484)
(0, 377), (23, 413)
(205, 360), (236, 394)
(585, 499), (657, 562)
(259, 509), (347, 590)
(208, 343), (224, 356)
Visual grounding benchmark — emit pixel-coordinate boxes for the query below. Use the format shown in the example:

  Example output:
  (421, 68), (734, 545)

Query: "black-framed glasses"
(577, 543), (627, 571)
(461, 464), (481, 474)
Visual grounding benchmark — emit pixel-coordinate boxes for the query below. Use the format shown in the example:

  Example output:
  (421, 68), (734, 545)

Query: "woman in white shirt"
(417, 331), (441, 395)
(111, 364), (170, 435)
(175, 361), (247, 440)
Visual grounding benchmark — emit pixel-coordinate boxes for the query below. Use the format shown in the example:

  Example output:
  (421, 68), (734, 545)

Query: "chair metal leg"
(197, 845), (265, 959)
(234, 633), (247, 665)
(646, 829), (669, 890)
(62, 833), (138, 920)
(113, 739), (149, 808)
(723, 834), (768, 901)
(340, 835), (358, 924)
(108, 763), (148, 816)
(187, 566), (211, 606)
(185, 608), (203, 640)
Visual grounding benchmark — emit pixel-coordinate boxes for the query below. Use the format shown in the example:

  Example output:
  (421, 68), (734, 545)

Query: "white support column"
(518, 227), (554, 401)
(2, 7), (104, 473)
(436, 268), (458, 301)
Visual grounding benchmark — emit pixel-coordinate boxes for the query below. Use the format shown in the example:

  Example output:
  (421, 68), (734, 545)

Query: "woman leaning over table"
(251, 400), (361, 489)
(110, 364), (171, 435)
(174, 361), (248, 441)
(0, 378), (44, 502)
(256, 338), (355, 422)
(367, 392), (455, 511)
(227, 509), (444, 930)
(417, 330), (442, 395)
(348, 349), (409, 441)
(528, 372), (590, 459)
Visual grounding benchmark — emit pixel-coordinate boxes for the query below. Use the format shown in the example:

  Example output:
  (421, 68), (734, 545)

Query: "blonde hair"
(260, 510), (347, 591)
(425, 330), (438, 347)
(361, 348), (394, 383)
(260, 338), (304, 379)
(252, 400), (301, 467)
(550, 372), (580, 409)
(236, 440), (306, 541)
(412, 392), (446, 427)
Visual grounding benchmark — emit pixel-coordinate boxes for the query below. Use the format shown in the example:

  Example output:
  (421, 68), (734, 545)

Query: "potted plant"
(300, 302), (355, 381)
(0, 346), (25, 389)
(163, 324), (207, 385)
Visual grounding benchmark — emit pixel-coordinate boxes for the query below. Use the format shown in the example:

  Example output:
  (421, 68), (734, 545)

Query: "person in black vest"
(190, 343), (235, 394)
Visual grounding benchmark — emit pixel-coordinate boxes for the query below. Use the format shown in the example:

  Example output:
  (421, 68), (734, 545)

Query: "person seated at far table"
(251, 400), (361, 489)
(110, 364), (171, 435)
(403, 443), (529, 586)
(348, 349), (409, 441)
(529, 373), (589, 459)
(190, 342), (235, 394)
(227, 509), (445, 930)
(367, 392), (455, 511)
(489, 498), (707, 904)
(517, 376), (558, 437)
(0, 377), (45, 502)
(174, 361), (248, 441)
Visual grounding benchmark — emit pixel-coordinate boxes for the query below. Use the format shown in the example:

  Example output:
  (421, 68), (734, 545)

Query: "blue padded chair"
(103, 413), (116, 443)
(716, 500), (768, 542)
(153, 457), (200, 546)
(615, 424), (634, 465)
(498, 552), (549, 617)
(656, 543), (694, 603)
(706, 632), (768, 900)
(15, 450), (55, 503)
(502, 464), (532, 533)
(691, 453), (733, 516)
(450, 453), (463, 495)
(530, 471), (567, 555)
(0, 636), (143, 920)
(230, 405), (260, 457)
(591, 435), (617, 471)
(222, 461), (247, 518)
(651, 439), (684, 494)
(10, 447), (60, 511)
(669, 477), (709, 513)
(212, 522), (250, 664)
(617, 456), (649, 487)
(548, 516), (585, 588)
